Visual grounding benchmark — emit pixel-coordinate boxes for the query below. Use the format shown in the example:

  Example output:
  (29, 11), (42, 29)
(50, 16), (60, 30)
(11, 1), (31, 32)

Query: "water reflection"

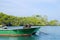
(9, 36), (38, 40)
(0, 32), (48, 40)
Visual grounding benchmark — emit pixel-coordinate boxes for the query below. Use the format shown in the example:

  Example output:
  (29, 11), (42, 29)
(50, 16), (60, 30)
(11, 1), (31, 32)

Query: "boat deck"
(0, 26), (40, 30)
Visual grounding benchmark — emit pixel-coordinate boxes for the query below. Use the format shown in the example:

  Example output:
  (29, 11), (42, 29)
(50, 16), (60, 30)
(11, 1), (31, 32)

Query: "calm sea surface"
(0, 26), (60, 40)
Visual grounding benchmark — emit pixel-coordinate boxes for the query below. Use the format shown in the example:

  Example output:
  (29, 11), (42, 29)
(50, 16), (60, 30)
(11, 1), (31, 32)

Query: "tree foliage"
(0, 12), (59, 26)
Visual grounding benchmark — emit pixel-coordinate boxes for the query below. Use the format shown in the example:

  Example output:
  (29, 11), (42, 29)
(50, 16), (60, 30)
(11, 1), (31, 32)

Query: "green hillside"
(0, 12), (60, 26)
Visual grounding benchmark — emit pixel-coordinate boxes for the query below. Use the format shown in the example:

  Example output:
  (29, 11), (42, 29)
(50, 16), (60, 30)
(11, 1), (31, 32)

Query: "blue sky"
(0, 0), (60, 20)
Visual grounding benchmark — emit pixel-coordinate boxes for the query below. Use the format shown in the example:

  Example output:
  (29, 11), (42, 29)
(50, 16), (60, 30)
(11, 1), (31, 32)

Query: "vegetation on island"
(0, 12), (60, 26)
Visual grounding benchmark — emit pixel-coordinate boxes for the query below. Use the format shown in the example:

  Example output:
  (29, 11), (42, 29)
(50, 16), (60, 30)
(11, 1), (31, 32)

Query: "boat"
(0, 26), (40, 36)
(0, 24), (40, 36)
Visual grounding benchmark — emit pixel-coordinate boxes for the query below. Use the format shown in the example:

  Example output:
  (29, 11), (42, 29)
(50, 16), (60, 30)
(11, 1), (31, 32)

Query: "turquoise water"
(0, 26), (60, 40)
